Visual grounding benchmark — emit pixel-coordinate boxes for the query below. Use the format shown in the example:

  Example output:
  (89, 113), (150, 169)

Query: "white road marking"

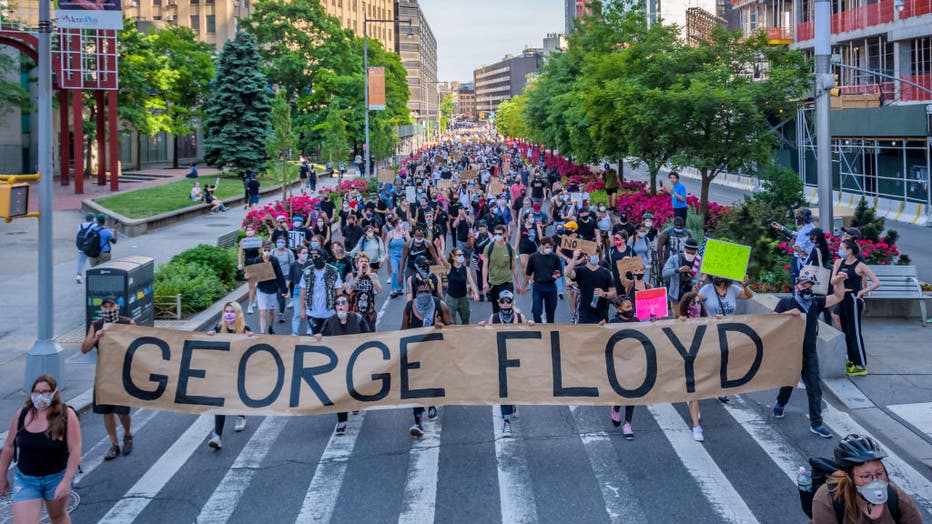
(74, 408), (160, 485)
(493, 407), (538, 524)
(296, 412), (367, 523)
(97, 414), (213, 524)
(648, 404), (760, 524)
(821, 402), (932, 515)
(397, 413), (443, 524)
(888, 402), (932, 440)
(720, 396), (806, 483)
(571, 406), (648, 524)
(196, 416), (289, 524)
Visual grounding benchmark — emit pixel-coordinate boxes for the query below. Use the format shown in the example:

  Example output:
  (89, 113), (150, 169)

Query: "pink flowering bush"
(242, 193), (322, 230)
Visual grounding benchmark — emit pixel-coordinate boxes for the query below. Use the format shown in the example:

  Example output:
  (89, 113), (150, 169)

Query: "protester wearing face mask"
(657, 215), (693, 271)
(350, 225), (385, 271)
(238, 225), (262, 314)
(627, 223), (654, 284)
(832, 239), (881, 377)
(401, 283), (452, 437)
(771, 207), (815, 286)
(313, 296), (371, 436)
(445, 248), (480, 324)
(0, 374), (81, 523)
(272, 237), (296, 323)
(401, 226), (441, 297)
(608, 297), (638, 440)
(811, 434), (923, 524)
(385, 218), (410, 298)
(565, 249), (616, 324)
(663, 238), (700, 310)
(81, 295), (135, 460)
(483, 225), (521, 313)
(299, 249), (344, 336)
(311, 214), (332, 254)
(772, 271), (848, 439)
(575, 208), (598, 242)
(343, 253), (382, 327)
(205, 302), (254, 449)
(289, 248), (314, 335)
(341, 214), (364, 254)
(521, 237), (562, 323)
(252, 241), (288, 335)
(271, 215), (290, 248)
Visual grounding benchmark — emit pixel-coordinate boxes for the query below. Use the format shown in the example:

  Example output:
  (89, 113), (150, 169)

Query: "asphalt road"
(60, 286), (932, 524)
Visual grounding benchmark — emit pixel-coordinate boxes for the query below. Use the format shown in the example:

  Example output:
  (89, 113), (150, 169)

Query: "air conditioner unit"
(167, 0), (177, 5)
(127, 0), (137, 6)
(233, 0), (240, 6)
(164, 14), (175, 20)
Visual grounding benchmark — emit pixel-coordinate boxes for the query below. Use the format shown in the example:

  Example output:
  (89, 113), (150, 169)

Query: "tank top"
(16, 410), (70, 477)
(838, 258), (863, 294)
(407, 240), (429, 270)
(491, 310), (524, 324)
(446, 265), (468, 298)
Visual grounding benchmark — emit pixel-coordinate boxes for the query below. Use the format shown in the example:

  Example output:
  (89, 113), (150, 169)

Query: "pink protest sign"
(635, 288), (669, 321)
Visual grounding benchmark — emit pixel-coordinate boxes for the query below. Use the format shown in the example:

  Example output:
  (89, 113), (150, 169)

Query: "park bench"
(216, 229), (241, 250)
(865, 265), (930, 326)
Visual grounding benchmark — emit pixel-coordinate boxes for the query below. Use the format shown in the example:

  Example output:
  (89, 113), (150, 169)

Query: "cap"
(276, 215), (287, 222)
(684, 238), (700, 251)
(809, 227), (824, 238)
(564, 221), (578, 231)
(84, 212), (95, 221)
(96, 213), (108, 222)
(101, 295), (118, 306)
(261, 240), (273, 249)
(292, 216), (304, 223)
(797, 272), (817, 284)
(498, 290), (515, 301)
(642, 212), (654, 220)
(673, 216), (685, 227)
(842, 226), (861, 239)
(532, 202), (542, 211)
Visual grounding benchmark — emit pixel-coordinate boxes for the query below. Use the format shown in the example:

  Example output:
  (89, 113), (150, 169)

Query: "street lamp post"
(814, 0), (835, 233)
(363, 9), (412, 179)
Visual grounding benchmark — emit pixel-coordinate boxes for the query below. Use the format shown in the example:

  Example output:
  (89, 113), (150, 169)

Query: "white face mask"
(31, 391), (55, 410)
(856, 479), (889, 505)
(493, 234), (503, 242)
(543, 247), (553, 255)
(683, 253), (696, 262)
(336, 311), (348, 320)
(456, 255), (465, 264)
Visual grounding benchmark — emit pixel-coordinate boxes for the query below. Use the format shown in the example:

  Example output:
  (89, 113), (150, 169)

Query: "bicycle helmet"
(415, 254), (431, 271)
(565, 220), (578, 231)
(834, 434), (887, 471)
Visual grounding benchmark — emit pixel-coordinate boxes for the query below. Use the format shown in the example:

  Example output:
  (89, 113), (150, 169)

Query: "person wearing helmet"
(812, 434), (923, 523)
(771, 207), (815, 287)
(406, 254), (442, 301)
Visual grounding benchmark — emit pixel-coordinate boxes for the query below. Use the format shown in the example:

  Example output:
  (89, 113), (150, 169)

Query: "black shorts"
(605, 186), (618, 195)
(93, 391), (130, 415)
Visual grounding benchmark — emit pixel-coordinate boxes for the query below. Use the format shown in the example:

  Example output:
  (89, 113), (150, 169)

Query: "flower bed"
(242, 193), (323, 230)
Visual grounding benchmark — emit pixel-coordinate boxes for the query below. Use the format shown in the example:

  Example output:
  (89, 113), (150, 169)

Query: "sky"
(419, 0), (566, 83)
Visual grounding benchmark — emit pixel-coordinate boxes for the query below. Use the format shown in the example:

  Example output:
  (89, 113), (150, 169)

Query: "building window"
(153, 0), (161, 5)
(191, 15), (200, 33)
(191, 0), (198, 4)
(206, 14), (215, 32)
(206, 0), (213, 4)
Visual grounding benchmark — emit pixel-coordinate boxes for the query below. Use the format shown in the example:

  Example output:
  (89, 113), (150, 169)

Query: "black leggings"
(214, 415), (226, 437)
(613, 405), (635, 423)
(839, 293), (867, 367)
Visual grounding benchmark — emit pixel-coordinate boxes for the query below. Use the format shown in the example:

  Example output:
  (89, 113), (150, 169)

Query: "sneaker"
(409, 424), (424, 437)
(427, 406), (438, 420)
(208, 431), (222, 449)
(278, 316), (286, 323)
(75, 275), (83, 284)
(810, 424), (832, 439)
(247, 303), (254, 315)
(610, 406), (621, 427)
(286, 299), (293, 309)
(122, 435), (134, 456)
(717, 395), (730, 404)
(845, 360), (854, 373)
(234, 416), (246, 432)
(692, 426), (704, 442)
(502, 420), (512, 436)
(622, 423), (634, 441)
(558, 293), (565, 300)
(772, 402), (785, 419)
(847, 365), (868, 377)
(335, 422), (346, 436)
(104, 444), (120, 460)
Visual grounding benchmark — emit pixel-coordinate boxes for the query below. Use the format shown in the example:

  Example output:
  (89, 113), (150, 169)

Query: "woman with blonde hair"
(0, 374), (81, 524)
(204, 301), (254, 449)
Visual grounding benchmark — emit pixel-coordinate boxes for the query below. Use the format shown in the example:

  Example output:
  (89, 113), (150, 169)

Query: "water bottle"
(797, 466), (812, 493)
(590, 291), (601, 309)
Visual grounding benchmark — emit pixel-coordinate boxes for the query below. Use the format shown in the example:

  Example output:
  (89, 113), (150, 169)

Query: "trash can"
(85, 256), (155, 329)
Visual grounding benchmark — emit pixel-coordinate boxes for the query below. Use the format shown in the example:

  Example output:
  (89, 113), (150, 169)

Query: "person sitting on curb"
(204, 183), (226, 213)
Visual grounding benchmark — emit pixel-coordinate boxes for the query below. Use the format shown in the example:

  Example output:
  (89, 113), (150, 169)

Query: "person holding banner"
(676, 291), (710, 441)
(401, 283), (453, 437)
(313, 296), (371, 436)
(238, 225), (262, 315)
(608, 297), (639, 440)
(772, 271), (849, 439)
(205, 302), (253, 449)
(445, 248), (480, 324)
(299, 249), (344, 336)
(253, 241), (288, 335)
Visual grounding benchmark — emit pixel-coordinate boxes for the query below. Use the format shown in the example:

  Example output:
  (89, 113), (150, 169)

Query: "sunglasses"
(335, 300), (349, 305)
(498, 298), (514, 304)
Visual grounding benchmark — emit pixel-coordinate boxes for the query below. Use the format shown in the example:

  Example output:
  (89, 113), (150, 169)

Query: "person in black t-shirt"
(313, 296), (370, 435)
(772, 272), (848, 439)
(566, 250), (616, 324)
(608, 297), (639, 440)
(522, 237), (562, 323)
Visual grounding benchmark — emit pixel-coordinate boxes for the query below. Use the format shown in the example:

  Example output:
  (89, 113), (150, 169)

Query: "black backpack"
(75, 223), (92, 250)
(801, 457), (900, 521)
(81, 225), (103, 258)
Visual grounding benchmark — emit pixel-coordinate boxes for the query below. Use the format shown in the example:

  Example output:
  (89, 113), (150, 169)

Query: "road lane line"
(74, 408), (160, 485)
(493, 407), (538, 524)
(720, 396), (805, 483)
(296, 412), (367, 523)
(196, 416), (289, 524)
(97, 414), (213, 524)
(397, 413), (443, 524)
(648, 404), (760, 524)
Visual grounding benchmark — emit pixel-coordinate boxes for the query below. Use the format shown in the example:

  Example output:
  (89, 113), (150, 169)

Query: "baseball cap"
(96, 213), (108, 222)
(684, 238), (700, 251)
(101, 295), (119, 306)
(797, 273), (817, 285)
(84, 212), (95, 221)
(498, 290), (515, 301)
(292, 216), (304, 223)
(842, 226), (861, 239)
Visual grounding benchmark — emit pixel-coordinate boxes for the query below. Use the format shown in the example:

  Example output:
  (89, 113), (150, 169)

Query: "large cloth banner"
(96, 315), (804, 416)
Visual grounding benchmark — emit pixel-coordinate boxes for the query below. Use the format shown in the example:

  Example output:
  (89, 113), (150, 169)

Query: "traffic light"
(0, 182), (29, 221)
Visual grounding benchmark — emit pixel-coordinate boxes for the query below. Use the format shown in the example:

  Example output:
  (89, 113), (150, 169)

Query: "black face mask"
(618, 310), (634, 319)
(313, 257), (325, 269)
(635, 273), (644, 280)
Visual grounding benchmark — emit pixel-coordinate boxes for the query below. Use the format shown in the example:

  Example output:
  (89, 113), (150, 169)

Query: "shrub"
(850, 198), (886, 242)
(154, 261), (226, 313)
(170, 244), (238, 286)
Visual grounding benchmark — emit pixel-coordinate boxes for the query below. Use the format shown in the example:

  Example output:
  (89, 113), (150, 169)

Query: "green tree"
(267, 90), (298, 199)
(495, 95), (532, 139)
(317, 107), (349, 167)
(439, 93), (454, 133)
(203, 31), (271, 175)
(0, 54), (32, 115)
(117, 19), (175, 137)
(147, 25), (215, 168)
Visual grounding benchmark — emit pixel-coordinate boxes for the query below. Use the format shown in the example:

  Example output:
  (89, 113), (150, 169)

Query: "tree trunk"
(172, 134), (180, 169)
(700, 168), (711, 227)
(617, 158), (624, 185)
(281, 159), (287, 201)
(649, 166), (658, 195)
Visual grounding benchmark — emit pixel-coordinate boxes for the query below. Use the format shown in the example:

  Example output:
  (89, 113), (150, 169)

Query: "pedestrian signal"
(0, 182), (29, 221)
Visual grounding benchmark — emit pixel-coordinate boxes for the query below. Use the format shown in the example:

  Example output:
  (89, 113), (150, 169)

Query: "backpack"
(81, 225), (103, 258)
(801, 457), (900, 521)
(485, 241), (514, 268)
(14, 405), (79, 464)
(75, 223), (92, 250)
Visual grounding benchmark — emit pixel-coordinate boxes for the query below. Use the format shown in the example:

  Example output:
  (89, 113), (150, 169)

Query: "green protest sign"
(699, 239), (751, 281)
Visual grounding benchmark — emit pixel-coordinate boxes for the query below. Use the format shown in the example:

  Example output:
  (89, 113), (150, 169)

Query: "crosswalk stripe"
(97, 414), (213, 524)
(721, 396), (805, 483)
(570, 406), (648, 524)
(647, 404), (760, 524)
(493, 407), (538, 524)
(196, 416), (289, 524)
(73, 408), (160, 485)
(296, 412), (367, 523)
(398, 412), (443, 524)
(821, 402), (932, 515)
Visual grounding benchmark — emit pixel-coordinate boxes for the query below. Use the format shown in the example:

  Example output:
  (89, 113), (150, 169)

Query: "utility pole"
(814, 0), (834, 232)
(25, 0), (64, 390)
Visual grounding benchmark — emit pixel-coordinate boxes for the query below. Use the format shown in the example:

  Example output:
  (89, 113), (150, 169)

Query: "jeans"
(76, 250), (88, 276)
(776, 343), (822, 426)
(673, 206), (688, 223)
(501, 404), (515, 421)
(307, 316), (327, 336)
(445, 294), (470, 325)
(531, 282), (558, 323)
(489, 282), (514, 314)
(388, 239), (406, 293)
(556, 258), (565, 294)
(291, 298), (305, 335)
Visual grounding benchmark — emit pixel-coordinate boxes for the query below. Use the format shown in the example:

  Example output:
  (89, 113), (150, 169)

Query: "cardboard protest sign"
(240, 237), (263, 250)
(616, 257), (645, 278)
(244, 261), (276, 283)
(437, 179), (453, 189)
(490, 181), (504, 195)
(96, 316), (805, 415)
(635, 288), (669, 321)
(560, 235), (599, 256)
(378, 169), (395, 183)
(460, 169), (478, 180)
(570, 192), (584, 205)
(700, 239), (751, 282)
(405, 186), (417, 203)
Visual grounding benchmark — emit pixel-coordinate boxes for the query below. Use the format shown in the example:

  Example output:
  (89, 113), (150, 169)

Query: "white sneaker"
(286, 298), (293, 309)
(75, 275), (83, 284)
(247, 303), (254, 314)
(234, 416), (246, 432)
(692, 426), (704, 442)
(208, 432), (222, 449)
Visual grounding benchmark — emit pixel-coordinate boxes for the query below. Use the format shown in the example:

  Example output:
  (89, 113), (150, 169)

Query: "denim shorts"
(12, 469), (65, 502)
